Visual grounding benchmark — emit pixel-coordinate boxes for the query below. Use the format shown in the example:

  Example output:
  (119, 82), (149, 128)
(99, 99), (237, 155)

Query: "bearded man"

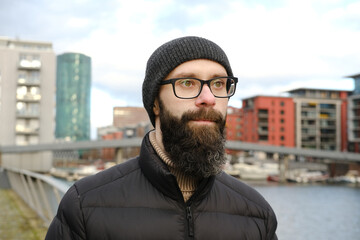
(46, 36), (278, 240)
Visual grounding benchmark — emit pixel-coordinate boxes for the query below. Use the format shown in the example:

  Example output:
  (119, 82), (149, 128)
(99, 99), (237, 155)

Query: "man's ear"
(153, 99), (160, 116)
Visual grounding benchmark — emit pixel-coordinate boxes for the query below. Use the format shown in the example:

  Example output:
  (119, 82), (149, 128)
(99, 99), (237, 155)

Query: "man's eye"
(212, 79), (225, 88)
(179, 79), (194, 87)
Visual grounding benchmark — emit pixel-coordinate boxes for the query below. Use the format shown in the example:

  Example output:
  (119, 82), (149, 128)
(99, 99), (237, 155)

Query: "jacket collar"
(139, 132), (215, 203)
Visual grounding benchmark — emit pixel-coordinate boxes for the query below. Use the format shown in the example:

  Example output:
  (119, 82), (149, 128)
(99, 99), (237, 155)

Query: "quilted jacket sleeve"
(267, 206), (278, 240)
(45, 185), (86, 240)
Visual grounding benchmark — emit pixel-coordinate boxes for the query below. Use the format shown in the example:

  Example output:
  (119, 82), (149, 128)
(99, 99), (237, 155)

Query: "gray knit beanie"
(142, 36), (233, 126)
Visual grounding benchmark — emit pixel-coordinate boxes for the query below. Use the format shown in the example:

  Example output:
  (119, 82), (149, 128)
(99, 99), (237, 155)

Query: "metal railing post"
(20, 173), (34, 209)
(37, 178), (54, 223)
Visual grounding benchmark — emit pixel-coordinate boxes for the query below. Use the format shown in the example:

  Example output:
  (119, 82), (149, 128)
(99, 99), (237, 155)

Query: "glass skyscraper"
(56, 53), (91, 141)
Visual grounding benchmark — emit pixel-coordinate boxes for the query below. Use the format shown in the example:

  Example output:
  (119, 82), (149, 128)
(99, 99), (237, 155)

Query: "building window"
(331, 92), (339, 99)
(280, 101), (285, 106)
(16, 102), (40, 116)
(18, 71), (40, 84)
(280, 118), (285, 123)
(280, 136), (285, 141)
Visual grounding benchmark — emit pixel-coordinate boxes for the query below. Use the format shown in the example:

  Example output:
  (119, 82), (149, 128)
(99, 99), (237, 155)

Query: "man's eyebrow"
(211, 73), (227, 78)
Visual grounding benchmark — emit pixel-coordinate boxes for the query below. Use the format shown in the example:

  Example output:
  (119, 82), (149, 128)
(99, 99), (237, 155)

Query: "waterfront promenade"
(0, 189), (47, 240)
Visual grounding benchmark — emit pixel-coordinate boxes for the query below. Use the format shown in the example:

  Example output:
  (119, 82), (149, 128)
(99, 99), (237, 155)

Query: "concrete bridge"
(1, 138), (360, 163)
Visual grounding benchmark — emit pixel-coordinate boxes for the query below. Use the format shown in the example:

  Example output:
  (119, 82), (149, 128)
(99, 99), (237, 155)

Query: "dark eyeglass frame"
(159, 76), (238, 99)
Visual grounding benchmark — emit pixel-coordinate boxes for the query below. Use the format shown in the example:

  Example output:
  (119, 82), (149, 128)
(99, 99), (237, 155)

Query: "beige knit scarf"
(149, 131), (198, 202)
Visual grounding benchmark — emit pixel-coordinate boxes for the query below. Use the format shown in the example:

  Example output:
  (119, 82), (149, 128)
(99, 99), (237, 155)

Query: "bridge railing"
(1, 138), (359, 227)
(3, 167), (71, 226)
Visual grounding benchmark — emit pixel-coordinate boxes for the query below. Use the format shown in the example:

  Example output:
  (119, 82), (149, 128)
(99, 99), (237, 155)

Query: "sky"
(1, 0), (360, 139)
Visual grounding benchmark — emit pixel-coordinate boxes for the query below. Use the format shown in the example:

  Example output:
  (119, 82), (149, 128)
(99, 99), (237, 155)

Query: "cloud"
(63, 0), (360, 137)
(66, 17), (90, 28)
(1, 0), (359, 139)
(154, 0), (233, 32)
(90, 87), (128, 138)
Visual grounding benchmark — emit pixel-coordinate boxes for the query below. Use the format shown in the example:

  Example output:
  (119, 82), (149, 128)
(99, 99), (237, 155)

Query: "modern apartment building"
(55, 53), (91, 141)
(346, 73), (360, 152)
(0, 37), (56, 171)
(0, 37), (55, 146)
(241, 96), (295, 147)
(113, 107), (150, 129)
(287, 88), (350, 151)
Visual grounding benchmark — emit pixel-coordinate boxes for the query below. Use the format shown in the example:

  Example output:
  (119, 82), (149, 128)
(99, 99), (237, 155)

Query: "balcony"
(18, 59), (41, 69)
(320, 136), (336, 143)
(319, 120), (336, 128)
(352, 121), (360, 130)
(301, 120), (316, 127)
(258, 126), (268, 135)
(301, 129), (316, 135)
(352, 130), (360, 139)
(319, 112), (335, 119)
(301, 102), (317, 109)
(259, 135), (268, 141)
(16, 110), (40, 118)
(258, 120), (268, 126)
(320, 133), (336, 138)
(301, 135), (316, 142)
(301, 143), (317, 149)
(18, 77), (40, 86)
(258, 113), (268, 118)
(15, 125), (39, 135)
(301, 111), (316, 119)
(351, 100), (360, 109)
(320, 144), (336, 151)
(16, 94), (41, 102)
(257, 109), (268, 119)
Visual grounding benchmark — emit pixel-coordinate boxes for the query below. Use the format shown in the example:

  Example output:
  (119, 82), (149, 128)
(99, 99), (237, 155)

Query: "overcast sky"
(1, 0), (360, 139)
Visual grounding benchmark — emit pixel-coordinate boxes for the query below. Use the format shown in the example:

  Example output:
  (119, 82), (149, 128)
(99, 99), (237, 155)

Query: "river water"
(250, 182), (360, 240)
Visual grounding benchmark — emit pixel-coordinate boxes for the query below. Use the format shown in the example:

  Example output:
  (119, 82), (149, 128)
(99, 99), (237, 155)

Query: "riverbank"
(0, 189), (47, 240)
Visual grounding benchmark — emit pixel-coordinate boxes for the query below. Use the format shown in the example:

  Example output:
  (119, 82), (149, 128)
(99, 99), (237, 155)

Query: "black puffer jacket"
(46, 133), (277, 239)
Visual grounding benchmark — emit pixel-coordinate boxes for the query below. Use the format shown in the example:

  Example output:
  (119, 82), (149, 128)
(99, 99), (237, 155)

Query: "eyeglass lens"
(174, 77), (235, 98)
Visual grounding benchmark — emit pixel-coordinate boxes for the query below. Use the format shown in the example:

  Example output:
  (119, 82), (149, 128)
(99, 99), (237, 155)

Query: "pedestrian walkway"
(0, 189), (47, 240)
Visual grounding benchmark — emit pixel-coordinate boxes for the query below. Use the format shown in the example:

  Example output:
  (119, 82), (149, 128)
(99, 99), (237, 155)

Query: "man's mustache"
(181, 109), (224, 124)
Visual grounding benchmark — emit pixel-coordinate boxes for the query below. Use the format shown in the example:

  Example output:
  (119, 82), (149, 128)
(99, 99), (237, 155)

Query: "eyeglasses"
(159, 76), (238, 99)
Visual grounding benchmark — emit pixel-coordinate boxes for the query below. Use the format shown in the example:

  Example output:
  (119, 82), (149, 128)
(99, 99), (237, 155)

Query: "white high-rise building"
(0, 37), (56, 171)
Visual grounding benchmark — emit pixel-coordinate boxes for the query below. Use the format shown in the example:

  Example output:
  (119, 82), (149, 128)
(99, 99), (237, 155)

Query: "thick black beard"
(159, 100), (226, 178)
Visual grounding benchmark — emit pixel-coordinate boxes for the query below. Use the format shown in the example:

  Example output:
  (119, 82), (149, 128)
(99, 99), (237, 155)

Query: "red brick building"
(241, 96), (295, 147)
(97, 107), (152, 161)
(101, 131), (123, 161)
(113, 107), (150, 128)
(226, 106), (242, 141)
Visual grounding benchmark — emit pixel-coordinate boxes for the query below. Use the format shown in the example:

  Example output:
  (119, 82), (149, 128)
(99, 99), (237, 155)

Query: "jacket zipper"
(186, 205), (194, 238)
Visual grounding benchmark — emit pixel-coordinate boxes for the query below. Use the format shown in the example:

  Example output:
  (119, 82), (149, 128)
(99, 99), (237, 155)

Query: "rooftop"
(286, 87), (352, 93)
(346, 73), (360, 79)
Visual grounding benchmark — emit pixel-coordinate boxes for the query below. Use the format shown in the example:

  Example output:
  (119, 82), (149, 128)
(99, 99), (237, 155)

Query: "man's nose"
(195, 85), (216, 107)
